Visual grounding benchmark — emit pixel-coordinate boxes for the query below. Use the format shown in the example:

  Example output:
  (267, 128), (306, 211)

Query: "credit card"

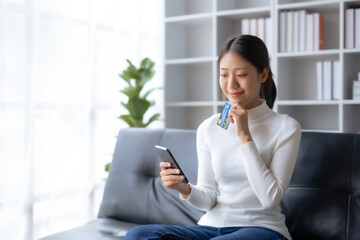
(217, 102), (231, 129)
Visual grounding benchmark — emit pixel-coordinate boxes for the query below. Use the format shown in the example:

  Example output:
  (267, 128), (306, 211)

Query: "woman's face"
(219, 52), (267, 109)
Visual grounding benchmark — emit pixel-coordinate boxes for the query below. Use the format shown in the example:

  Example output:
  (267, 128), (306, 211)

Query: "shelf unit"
(164, 0), (360, 133)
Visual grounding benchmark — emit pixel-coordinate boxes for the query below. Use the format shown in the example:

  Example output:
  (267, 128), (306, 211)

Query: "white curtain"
(0, 0), (164, 239)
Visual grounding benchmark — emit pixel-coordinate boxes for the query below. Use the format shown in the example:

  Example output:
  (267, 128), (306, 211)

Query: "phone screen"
(155, 145), (189, 184)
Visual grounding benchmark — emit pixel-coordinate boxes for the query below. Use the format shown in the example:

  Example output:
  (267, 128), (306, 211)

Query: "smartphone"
(154, 145), (189, 184)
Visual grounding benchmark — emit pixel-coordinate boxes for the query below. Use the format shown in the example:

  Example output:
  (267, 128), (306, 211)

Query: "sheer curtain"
(0, 0), (164, 239)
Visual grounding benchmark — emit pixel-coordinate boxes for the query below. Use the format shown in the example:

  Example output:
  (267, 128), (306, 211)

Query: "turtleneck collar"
(246, 99), (273, 122)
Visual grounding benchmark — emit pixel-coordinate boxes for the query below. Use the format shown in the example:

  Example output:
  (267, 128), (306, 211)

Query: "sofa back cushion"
(98, 128), (203, 226)
(280, 132), (360, 240)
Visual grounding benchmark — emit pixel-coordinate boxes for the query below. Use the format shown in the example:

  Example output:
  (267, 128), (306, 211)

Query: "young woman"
(125, 35), (301, 240)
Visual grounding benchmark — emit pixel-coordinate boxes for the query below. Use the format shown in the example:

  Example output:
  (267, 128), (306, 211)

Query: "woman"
(125, 35), (301, 240)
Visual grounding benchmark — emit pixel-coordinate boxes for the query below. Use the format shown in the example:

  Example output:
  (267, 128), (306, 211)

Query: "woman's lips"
(228, 91), (244, 97)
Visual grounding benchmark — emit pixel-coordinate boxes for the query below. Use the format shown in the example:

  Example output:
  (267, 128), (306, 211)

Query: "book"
(306, 13), (313, 51)
(287, 11), (294, 52)
(299, 10), (307, 52)
(354, 81), (360, 101)
(258, 18), (265, 43)
(265, 17), (272, 52)
(313, 13), (324, 50)
(241, 18), (250, 35)
(346, 8), (355, 49)
(293, 11), (300, 52)
(316, 61), (323, 100)
(332, 61), (340, 100)
(355, 9), (360, 48)
(323, 61), (332, 100)
(353, 81), (360, 100)
(280, 12), (287, 52)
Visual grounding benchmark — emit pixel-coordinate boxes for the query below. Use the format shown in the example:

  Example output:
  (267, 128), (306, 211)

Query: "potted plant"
(104, 57), (160, 173)
(117, 57), (160, 127)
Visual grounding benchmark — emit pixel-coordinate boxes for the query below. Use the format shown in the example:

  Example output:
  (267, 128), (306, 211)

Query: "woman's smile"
(228, 91), (245, 97)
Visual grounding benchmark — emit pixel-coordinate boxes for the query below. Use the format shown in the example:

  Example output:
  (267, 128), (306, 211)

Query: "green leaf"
(122, 68), (140, 81)
(118, 114), (137, 127)
(125, 97), (151, 121)
(120, 59), (140, 81)
(126, 59), (134, 67)
(140, 58), (154, 70)
(139, 70), (155, 87)
(120, 86), (142, 98)
(119, 73), (131, 86)
(119, 60), (136, 85)
(120, 115), (145, 127)
(104, 162), (111, 172)
(138, 58), (155, 87)
(144, 113), (161, 127)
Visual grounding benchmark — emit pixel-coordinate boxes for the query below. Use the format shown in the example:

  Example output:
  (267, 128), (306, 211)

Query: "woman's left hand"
(228, 103), (253, 144)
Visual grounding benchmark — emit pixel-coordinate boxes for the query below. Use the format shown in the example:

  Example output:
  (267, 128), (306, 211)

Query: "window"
(0, 0), (163, 239)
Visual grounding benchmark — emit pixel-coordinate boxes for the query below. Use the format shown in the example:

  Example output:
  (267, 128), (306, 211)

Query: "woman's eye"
(237, 74), (247, 77)
(220, 74), (227, 77)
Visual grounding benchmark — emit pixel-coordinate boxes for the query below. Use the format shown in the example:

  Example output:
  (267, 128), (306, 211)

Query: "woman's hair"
(218, 35), (277, 109)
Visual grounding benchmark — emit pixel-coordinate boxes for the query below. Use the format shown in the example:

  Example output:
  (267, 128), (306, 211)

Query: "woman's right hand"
(159, 162), (191, 198)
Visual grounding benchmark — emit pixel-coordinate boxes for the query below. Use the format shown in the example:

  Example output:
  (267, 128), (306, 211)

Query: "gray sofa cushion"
(98, 128), (203, 225)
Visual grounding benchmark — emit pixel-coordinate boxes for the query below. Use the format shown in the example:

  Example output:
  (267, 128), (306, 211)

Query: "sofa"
(41, 128), (360, 240)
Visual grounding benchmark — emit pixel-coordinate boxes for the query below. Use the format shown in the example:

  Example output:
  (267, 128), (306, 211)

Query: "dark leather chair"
(41, 129), (360, 240)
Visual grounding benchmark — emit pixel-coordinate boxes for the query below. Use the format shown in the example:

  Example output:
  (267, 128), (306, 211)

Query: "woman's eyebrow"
(220, 67), (248, 70)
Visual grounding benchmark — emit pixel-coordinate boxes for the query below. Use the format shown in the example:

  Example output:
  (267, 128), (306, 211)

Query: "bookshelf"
(164, 0), (360, 133)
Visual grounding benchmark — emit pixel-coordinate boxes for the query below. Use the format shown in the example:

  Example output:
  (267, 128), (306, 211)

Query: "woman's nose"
(228, 75), (239, 89)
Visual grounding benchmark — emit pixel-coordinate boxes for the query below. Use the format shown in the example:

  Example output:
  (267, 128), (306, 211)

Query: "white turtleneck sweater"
(183, 100), (301, 240)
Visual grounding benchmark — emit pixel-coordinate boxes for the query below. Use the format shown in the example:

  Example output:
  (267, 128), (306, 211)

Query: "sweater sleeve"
(240, 117), (301, 208)
(181, 120), (217, 211)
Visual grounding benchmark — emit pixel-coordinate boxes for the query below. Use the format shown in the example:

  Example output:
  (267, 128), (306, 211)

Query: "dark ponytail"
(218, 35), (277, 109)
